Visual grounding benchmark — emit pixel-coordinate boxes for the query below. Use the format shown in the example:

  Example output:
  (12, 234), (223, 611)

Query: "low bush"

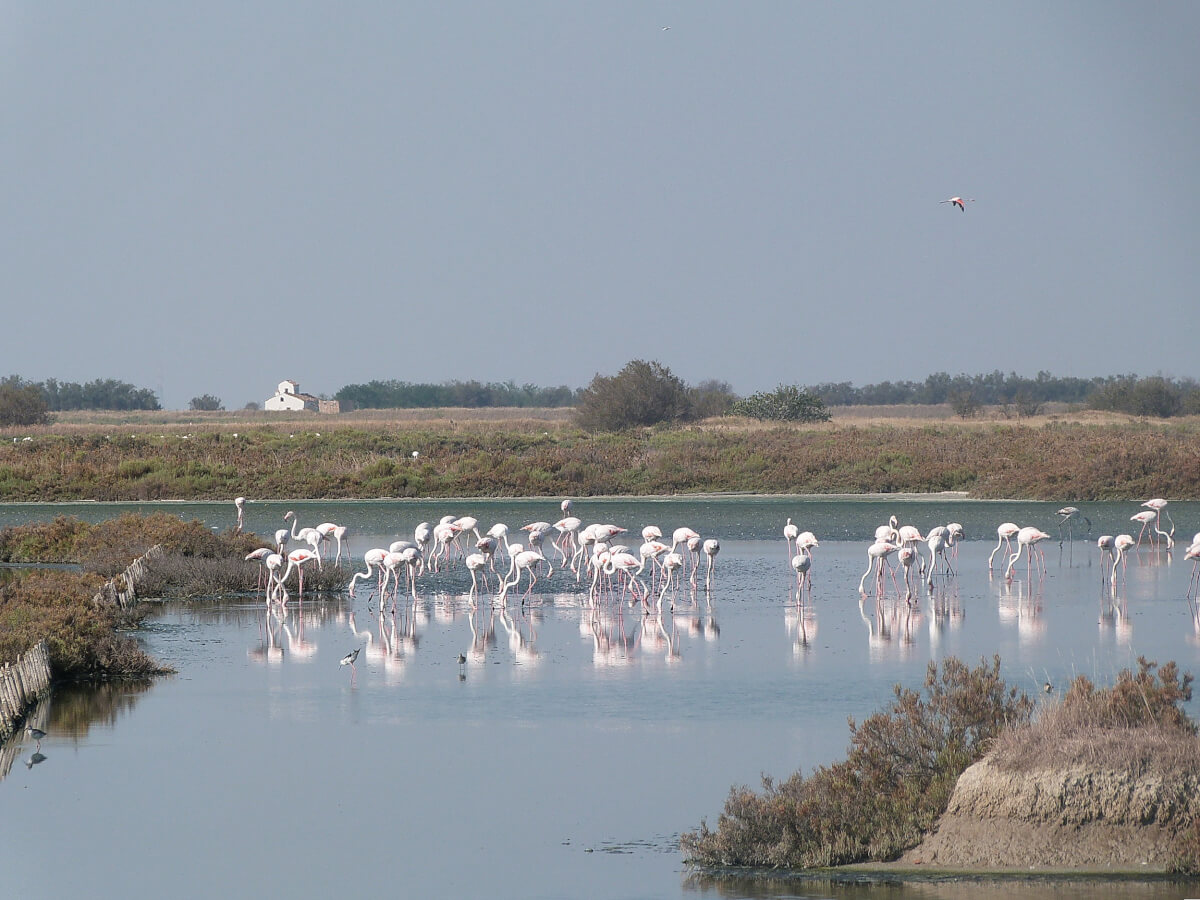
(731, 385), (831, 423)
(0, 570), (168, 678)
(990, 657), (1197, 773)
(681, 656), (1032, 868)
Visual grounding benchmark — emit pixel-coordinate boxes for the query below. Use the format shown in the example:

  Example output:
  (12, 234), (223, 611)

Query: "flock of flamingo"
(232, 494), (1200, 674)
(238, 498), (721, 616)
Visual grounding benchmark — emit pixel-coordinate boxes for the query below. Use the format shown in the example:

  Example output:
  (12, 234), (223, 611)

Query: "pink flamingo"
(1097, 535), (1115, 582)
(1111, 534), (1136, 585)
(1184, 541), (1200, 599)
(244, 547), (272, 592)
(791, 549), (812, 593)
(702, 539), (720, 588)
(279, 548), (321, 599)
(859, 541), (900, 595)
(233, 496), (245, 533)
(940, 196), (974, 211)
(348, 548), (389, 598)
(500, 550), (550, 603)
(465, 552), (491, 598)
(1005, 527), (1050, 580)
(988, 523), (1020, 571)
(783, 518), (799, 559)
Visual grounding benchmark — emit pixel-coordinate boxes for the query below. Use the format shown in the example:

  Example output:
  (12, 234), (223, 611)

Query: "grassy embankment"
(2, 408), (1199, 500)
(681, 657), (1200, 874)
(0, 513), (344, 678)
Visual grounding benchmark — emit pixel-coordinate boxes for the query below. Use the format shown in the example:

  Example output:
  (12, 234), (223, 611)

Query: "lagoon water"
(3, 497), (1200, 899)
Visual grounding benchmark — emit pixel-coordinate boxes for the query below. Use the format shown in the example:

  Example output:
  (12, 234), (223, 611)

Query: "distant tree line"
(335, 379), (579, 410)
(40, 378), (160, 411)
(806, 371), (1200, 418)
(0, 375), (161, 426)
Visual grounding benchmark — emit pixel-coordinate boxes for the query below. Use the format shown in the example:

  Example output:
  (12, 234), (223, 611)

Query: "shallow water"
(3, 498), (1199, 899)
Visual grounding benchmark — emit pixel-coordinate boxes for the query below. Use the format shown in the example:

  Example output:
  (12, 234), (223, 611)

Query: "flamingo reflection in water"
(498, 607), (540, 668)
(786, 593), (817, 657)
(927, 582), (964, 650)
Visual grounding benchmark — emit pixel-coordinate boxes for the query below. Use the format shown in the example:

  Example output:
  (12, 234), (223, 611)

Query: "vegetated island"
(1, 407), (1198, 501)
(0, 513), (347, 681)
(681, 656), (1200, 878)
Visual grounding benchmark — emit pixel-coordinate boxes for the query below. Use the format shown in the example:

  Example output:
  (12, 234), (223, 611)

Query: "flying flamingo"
(940, 196), (974, 211)
(988, 523), (1021, 571)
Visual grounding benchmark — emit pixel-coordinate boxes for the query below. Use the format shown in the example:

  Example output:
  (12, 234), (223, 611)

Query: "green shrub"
(574, 360), (694, 431)
(731, 385), (831, 422)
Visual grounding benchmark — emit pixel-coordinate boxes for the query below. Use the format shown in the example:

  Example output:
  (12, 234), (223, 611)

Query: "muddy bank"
(901, 757), (1200, 872)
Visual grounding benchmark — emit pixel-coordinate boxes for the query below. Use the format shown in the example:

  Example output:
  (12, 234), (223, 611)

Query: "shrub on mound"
(681, 656), (1032, 868)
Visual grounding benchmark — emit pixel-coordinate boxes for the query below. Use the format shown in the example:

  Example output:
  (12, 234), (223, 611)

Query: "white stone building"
(264, 380), (321, 412)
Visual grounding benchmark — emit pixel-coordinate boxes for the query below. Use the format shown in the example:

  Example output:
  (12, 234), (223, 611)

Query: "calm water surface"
(3, 497), (1200, 899)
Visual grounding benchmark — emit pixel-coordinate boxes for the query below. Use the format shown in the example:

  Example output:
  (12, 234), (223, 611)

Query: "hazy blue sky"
(3, 2), (1196, 410)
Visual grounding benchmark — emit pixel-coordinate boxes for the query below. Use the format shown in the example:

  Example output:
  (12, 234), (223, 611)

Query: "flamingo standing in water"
(1005, 527), (1050, 580)
(791, 549), (812, 593)
(1130, 510), (1173, 550)
(348, 548), (389, 598)
(244, 547), (273, 593)
(1135, 500), (1175, 549)
(702, 538), (720, 588)
(988, 523), (1021, 571)
(859, 541), (900, 595)
(783, 518), (799, 559)
(1097, 535), (1116, 582)
(279, 548), (321, 600)
(1111, 534), (1136, 585)
(1184, 540), (1200, 598)
(1056, 507), (1091, 545)
(465, 552), (491, 598)
(234, 496), (245, 533)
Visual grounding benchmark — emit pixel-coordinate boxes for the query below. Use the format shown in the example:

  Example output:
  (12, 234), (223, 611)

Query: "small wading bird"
(26, 725), (46, 750)
(340, 647), (360, 680)
(1056, 506), (1091, 545)
(940, 196), (974, 211)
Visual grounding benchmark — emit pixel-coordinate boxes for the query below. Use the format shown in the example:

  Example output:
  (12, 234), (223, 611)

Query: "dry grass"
(990, 659), (1199, 774)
